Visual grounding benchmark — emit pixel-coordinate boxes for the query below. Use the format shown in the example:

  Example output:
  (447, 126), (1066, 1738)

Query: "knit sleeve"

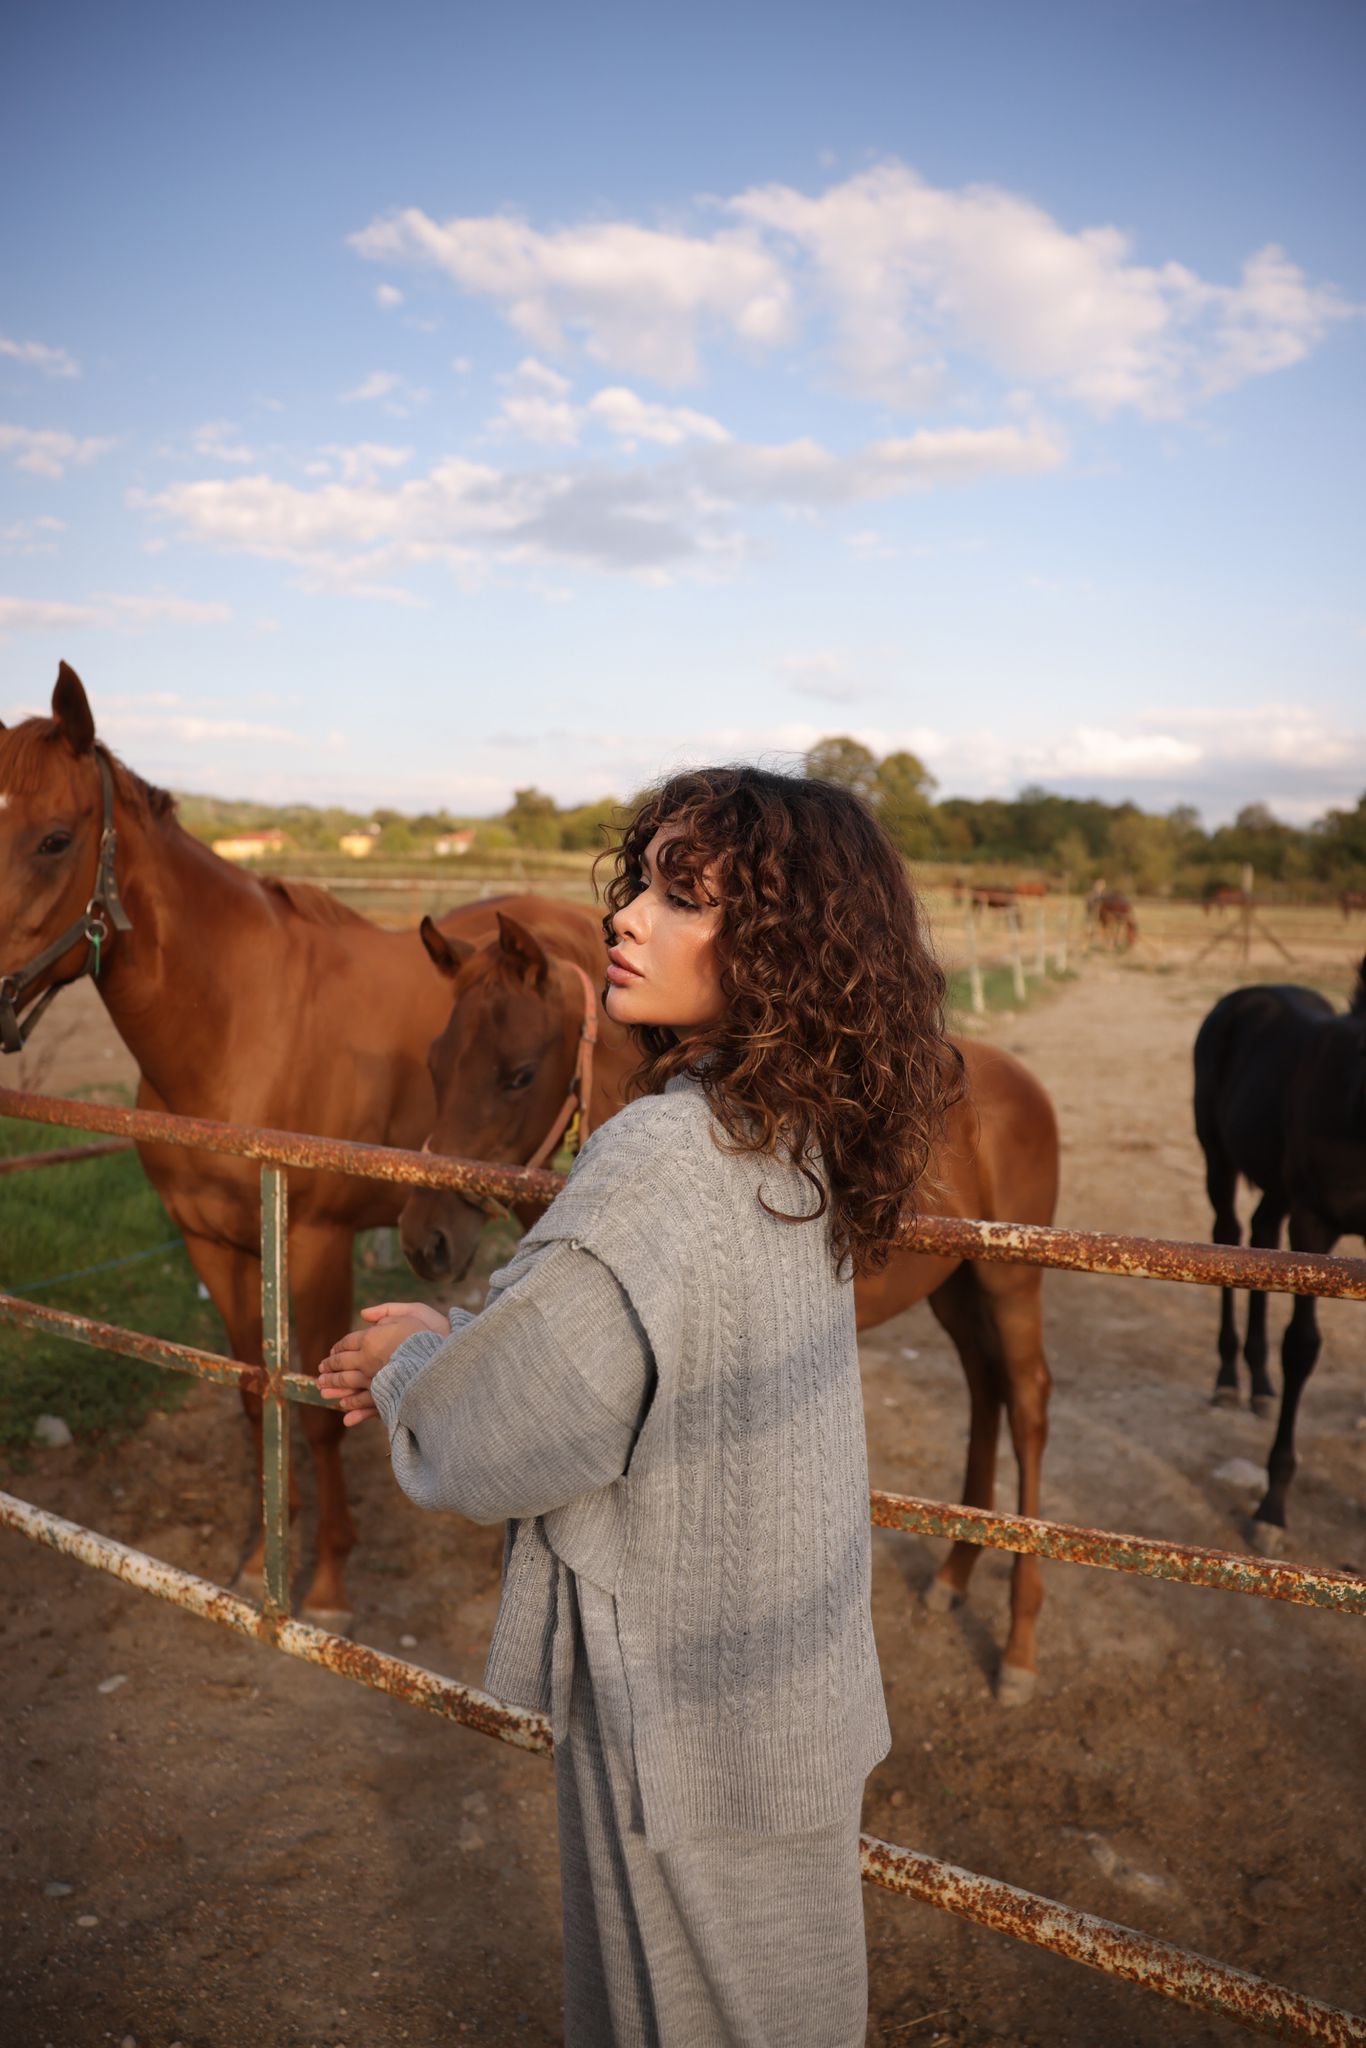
(370, 1237), (654, 1525)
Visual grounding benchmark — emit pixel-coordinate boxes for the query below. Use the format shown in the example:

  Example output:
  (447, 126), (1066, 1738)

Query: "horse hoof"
(1250, 1396), (1276, 1421)
(300, 1606), (356, 1638)
(995, 1663), (1037, 1708)
(1242, 1518), (1289, 1559)
(921, 1577), (964, 1615)
(1210, 1388), (1241, 1410)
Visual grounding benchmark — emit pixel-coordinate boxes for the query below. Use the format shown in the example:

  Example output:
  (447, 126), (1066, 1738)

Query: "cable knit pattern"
(376, 1072), (889, 1848)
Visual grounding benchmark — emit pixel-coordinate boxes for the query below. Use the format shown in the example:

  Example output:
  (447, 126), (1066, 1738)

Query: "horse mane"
(258, 874), (372, 928)
(0, 717), (176, 822)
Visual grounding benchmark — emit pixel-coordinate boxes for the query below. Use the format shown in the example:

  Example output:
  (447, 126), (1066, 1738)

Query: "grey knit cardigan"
(381, 1072), (889, 1847)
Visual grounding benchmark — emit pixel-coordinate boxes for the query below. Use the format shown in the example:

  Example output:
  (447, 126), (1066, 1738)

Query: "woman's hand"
(317, 1313), (435, 1426)
(360, 1300), (449, 1335)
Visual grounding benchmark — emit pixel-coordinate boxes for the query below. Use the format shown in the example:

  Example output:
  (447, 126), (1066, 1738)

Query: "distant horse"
(971, 885), (1018, 913)
(1193, 966), (1366, 1551)
(1090, 891), (1137, 950)
(1202, 885), (1245, 915)
(1012, 879), (1049, 899)
(403, 913), (1060, 1702)
(1341, 890), (1366, 919)
(0, 663), (601, 1627)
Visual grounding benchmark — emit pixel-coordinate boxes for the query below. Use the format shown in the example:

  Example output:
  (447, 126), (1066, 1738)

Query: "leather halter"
(421, 957), (600, 1217)
(0, 747), (133, 1056)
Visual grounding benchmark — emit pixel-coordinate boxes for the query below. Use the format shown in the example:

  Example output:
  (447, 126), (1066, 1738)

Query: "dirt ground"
(2, 959), (1364, 2048)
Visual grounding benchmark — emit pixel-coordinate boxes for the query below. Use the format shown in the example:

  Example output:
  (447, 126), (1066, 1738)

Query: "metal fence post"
(260, 1164), (291, 1625)
(963, 911), (985, 1015)
(1010, 908), (1027, 1003)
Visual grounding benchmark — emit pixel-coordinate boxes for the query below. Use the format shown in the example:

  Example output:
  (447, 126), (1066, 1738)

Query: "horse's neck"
(96, 805), (276, 1102)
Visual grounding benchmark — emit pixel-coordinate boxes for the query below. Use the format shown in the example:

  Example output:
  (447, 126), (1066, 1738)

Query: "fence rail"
(3, 1082), (1364, 2044)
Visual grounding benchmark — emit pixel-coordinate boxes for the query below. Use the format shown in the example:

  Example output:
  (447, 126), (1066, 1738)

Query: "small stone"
(43, 1881), (73, 1897)
(900, 1347), (919, 1361)
(97, 1673), (128, 1695)
(399, 1633), (418, 1650)
(197, 1281), (210, 1300)
(121, 2036), (137, 2047)
(31, 1414), (73, 1449)
(76, 1913), (99, 1927)
(1213, 1458), (1266, 1489)
(889, 1788), (906, 1809)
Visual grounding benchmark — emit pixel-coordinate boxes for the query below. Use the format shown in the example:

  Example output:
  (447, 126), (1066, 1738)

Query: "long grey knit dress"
(372, 1072), (889, 2047)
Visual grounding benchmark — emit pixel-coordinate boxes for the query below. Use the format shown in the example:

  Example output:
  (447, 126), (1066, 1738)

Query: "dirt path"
(2, 964), (1363, 2047)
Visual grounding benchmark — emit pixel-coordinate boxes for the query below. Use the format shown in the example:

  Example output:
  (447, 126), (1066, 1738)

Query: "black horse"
(1193, 961), (1366, 1551)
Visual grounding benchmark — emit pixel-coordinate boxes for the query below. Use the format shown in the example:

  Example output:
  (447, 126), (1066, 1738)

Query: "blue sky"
(2, 0), (1362, 823)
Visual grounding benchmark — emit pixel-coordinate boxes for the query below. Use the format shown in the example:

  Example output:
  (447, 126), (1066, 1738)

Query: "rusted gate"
(2, 1083), (1364, 2046)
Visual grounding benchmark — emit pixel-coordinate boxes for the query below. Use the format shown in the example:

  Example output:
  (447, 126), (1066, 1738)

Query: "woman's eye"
(37, 833), (73, 857)
(666, 891), (697, 912)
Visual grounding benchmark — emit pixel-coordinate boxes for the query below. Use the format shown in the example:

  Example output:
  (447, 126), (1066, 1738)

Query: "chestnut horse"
(401, 912), (1059, 1702)
(0, 664), (610, 1627)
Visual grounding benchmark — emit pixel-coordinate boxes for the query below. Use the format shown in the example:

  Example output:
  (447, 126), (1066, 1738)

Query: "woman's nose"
(614, 895), (648, 942)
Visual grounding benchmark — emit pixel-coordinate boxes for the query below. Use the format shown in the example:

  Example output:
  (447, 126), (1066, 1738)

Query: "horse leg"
(923, 1268), (1003, 1611)
(288, 1224), (358, 1633)
(180, 1230), (300, 1593)
(1243, 1193), (1284, 1419)
(1204, 1151), (1243, 1406)
(1247, 1212), (1335, 1556)
(977, 1263), (1051, 1705)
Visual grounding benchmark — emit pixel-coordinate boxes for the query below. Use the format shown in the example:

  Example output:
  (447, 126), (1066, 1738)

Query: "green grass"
(0, 1102), (539, 1465)
(946, 960), (1076, 1019)
(0, 1104), (220, 1463)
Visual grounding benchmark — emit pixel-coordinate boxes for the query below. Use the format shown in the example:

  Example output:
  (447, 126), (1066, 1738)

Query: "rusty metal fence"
(2, 1083), (1364, 2045)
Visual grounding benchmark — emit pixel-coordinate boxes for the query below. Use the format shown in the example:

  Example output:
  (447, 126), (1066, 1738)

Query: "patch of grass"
(0, 1105), (222, 1463)
(947, 960), (1076, 1020)
(2, 1101), (551, 1464)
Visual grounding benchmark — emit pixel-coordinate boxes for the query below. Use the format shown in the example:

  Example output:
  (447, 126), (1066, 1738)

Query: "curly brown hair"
(596, 765), (964, 1276)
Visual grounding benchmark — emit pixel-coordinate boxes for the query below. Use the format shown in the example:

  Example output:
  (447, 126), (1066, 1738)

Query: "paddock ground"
(2, 953), (1364, 2047)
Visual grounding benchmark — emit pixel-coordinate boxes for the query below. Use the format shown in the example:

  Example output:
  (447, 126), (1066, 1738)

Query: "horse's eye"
(37, 832), (73, 857)
(506, 1064), (537, 1093)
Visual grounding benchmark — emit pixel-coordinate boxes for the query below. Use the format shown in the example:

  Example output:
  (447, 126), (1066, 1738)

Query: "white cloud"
(0, 423), (116, 480)
(730, 163), (1355, 416)
(0, 335), (80, 379)
(0, 591), (231, 637)
(192, 419), (256, 464)
(777, 653), (872, 704)
(316, 441), (414, 483)
(350, 206), (795, 384)
(350, 164), (1353, 417)
(375, 283), (404, 309)
(138, 420), (1062, 587)
(586, 387), (730, 449)
(341, 370), (430, 415)
(0, 514), (66, 557)
(489, 357), (581, 446)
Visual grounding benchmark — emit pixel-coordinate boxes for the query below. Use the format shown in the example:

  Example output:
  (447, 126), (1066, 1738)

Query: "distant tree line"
(178, 740), (1366, 895)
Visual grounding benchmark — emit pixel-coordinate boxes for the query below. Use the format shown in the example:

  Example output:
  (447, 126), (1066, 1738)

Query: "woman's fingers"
(360, 1302), (415, 1323)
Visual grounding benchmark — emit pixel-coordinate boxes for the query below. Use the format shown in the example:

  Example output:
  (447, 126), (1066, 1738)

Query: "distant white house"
(212, 828), (288, 862)
(338, 831), (377, 859)
(433, 829), (476, 856)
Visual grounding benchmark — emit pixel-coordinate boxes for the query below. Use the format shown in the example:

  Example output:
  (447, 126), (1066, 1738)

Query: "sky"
(1, 0), (1362, 825)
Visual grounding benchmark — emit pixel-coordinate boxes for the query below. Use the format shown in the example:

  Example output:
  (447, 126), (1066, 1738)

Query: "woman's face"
(604, 827), (726, 1031)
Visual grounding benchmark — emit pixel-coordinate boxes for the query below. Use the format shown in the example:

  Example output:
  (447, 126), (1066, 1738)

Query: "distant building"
(338, 832), (377, 859)
(212, 828), (288, 862)
(432, 829), (476, 857)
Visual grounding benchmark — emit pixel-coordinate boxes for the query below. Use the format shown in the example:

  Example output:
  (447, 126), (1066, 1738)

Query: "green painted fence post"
(260, 1164), (290, 1624)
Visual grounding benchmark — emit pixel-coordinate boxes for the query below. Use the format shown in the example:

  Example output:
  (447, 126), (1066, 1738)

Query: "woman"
(319, 765), (962, 2047)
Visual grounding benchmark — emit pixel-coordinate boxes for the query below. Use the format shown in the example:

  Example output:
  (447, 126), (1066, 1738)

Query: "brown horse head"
(0, 664), (120, 1034)
(399, 909), (591, 1281)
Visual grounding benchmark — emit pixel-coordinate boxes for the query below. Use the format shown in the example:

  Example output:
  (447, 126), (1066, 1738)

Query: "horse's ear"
(496, 911), (550, 991)
(52, 661), (95, 755)
(420, 916), (476, 979)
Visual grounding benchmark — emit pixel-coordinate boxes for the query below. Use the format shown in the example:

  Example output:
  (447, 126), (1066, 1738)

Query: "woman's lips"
(606, 950), (644, 984)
